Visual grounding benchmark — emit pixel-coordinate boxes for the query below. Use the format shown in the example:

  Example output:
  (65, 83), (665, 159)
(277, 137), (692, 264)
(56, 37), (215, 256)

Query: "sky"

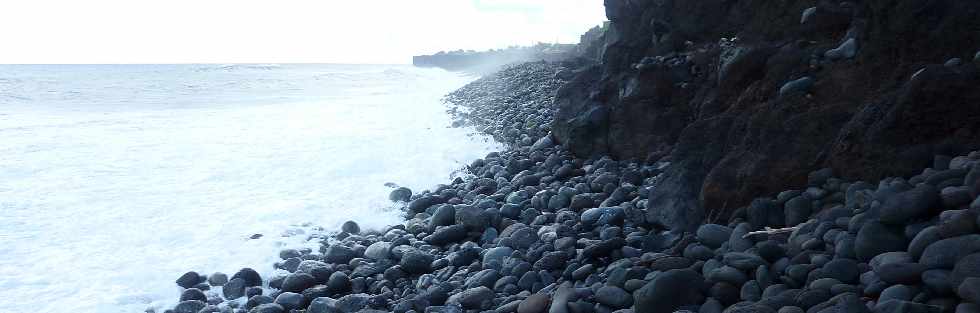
(0, 0), (606, 64)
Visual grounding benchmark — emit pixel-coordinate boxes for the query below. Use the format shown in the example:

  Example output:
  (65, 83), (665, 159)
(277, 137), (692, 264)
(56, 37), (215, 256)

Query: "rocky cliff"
(553, 0), (980, 231)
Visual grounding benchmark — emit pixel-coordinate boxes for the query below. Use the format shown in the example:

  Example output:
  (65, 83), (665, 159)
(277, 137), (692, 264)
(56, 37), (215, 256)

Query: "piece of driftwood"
(743, 226), (800, 238)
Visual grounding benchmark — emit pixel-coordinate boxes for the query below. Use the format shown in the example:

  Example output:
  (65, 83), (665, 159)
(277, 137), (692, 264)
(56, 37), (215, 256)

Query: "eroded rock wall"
(553, 0), (980, 230)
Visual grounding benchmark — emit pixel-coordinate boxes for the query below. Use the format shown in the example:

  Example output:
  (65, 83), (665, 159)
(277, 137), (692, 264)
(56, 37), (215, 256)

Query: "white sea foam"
(0, 64), (499, 313)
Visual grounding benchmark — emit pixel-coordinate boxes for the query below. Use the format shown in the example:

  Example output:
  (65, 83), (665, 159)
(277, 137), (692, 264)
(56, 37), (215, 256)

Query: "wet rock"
(281, 273), (317, 293)
(174, 300), (207, 313)
(364, 242), (391, 260)
(409, 195), (444, 213)
(274, 292), (304, 311)
(207, 272), (228, 286)
(176, 271), (203, 288)
(390, 187), (413, 202)
(223, 278), (247, 299)
(179, 288), (207, 302)
(323, 245), (357, 264)
(232, 268), (262, 287)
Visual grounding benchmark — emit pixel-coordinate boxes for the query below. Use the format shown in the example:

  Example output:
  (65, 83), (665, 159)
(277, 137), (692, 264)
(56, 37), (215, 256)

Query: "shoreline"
(161, 60), (980, 313)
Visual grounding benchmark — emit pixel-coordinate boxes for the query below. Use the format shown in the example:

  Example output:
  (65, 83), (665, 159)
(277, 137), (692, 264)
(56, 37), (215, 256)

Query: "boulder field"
(163, 59), (980, 313)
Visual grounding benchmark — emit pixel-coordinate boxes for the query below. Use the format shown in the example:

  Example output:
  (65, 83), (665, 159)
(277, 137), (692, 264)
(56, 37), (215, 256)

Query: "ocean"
(0, 64), (500, 312)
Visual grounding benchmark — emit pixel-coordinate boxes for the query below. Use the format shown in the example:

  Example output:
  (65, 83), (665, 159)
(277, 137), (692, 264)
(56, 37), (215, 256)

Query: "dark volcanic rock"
(920, 234), (980, 269)
(176, 271), (203, 288)
(173, 300), (207, 313)
(634, 269), (704, 313)
(232, 268), (263, 287)
(518, 293), (550, 313)
(208, 272), (228, 286)
(855, 221), (907, 262)
(449, 286), (493, 310)
(281, 273), (317, 293)
(425, 225), (468, 245)
(341, 221), (360, 234)
(389, 187), (412, 202)
(223, 278), (247, 299)
(879, 185), (940, 225)
(552, 0), (980, 231)
(323, 245), (357, 264)
(399, 249), (434, 274)
(179, 288), (207, 302)
(595, 285), (632, 308)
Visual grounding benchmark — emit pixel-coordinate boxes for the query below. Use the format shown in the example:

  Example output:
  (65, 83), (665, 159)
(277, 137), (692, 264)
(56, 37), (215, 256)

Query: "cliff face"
(553, 0), (980, 230)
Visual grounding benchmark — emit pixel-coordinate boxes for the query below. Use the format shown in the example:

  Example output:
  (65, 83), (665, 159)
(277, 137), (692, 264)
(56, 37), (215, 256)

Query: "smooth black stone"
(246, 295), (274, 310)
(425, 225), (468, 245)
(633, 269), (704, 313)
(176, 271), (203, 289)
(389, 187), (413, 202)
(873, 300), (943, 313)
(232, 268), (263, 287)
(179, 288), (207, 302)
(173, 300), (207, 313)
(822, 258), (860, 283)
(327, 271), (351, 293)
(855, 221), (907, 262)
(281, 273), (317, 293)
(248, 303), (285, 313)
(878, 185), (939, 225)
(400, 249), (434, 274)
(223, 278), (247, 299)
(323, 245), (357, 265)
(208, 272), (228, 286)
(341, 221), (360, 234)
(448, 286), (493, 310)
(595, 285), (632, 308)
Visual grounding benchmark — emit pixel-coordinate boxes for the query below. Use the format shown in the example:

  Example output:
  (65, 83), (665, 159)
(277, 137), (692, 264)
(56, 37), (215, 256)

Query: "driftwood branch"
(743, 226), (800, 238)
